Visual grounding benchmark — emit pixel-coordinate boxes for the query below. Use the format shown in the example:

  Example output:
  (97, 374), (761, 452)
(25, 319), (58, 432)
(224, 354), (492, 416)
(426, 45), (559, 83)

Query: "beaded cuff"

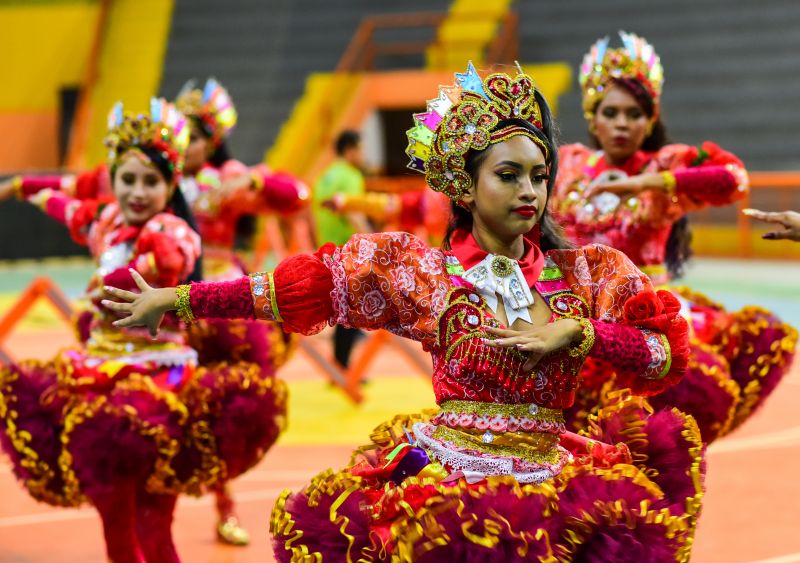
(661, 170), (678, 201)
(11, 176), (23, 198)
(250, 170), (265, 191)
(569, 317), (596, 358)
(175, 284), (195, 323)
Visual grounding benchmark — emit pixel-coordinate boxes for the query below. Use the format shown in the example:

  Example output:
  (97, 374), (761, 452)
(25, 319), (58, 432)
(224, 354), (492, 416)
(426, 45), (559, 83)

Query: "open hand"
(484, 319), (582, 371)
(743, 208), (800, 242)
(101, 269), (178, 336)
(584, 173), (666, 200)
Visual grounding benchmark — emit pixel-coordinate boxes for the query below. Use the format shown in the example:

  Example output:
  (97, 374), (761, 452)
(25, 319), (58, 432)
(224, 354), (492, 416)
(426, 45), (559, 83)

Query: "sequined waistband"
(433, 399), (566, 437)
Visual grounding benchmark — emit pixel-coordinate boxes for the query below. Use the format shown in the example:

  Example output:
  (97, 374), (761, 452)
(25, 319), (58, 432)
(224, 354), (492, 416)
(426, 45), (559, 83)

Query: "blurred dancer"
(551, 32), (797, 441)
(0, 100), (286, 562)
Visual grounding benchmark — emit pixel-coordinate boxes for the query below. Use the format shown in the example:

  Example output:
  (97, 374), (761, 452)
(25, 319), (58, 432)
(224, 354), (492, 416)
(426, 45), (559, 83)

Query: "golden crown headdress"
(175, 77), (237, 146)
(406, 62), (548, 203)
(579, 31), (664, 119)
(105, 98), (190, 181)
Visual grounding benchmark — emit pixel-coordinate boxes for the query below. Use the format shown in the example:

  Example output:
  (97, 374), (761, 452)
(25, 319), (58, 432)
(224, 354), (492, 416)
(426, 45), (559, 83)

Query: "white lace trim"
(412, 422), (569, 484)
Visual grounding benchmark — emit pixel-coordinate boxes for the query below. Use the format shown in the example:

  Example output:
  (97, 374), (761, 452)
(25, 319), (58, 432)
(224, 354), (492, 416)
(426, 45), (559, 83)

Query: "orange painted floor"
(1, 326), (799, 562)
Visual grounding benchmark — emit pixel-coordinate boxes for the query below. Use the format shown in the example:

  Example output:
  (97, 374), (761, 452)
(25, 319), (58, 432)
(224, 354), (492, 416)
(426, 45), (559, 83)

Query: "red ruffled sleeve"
(553, 244), (689, 396)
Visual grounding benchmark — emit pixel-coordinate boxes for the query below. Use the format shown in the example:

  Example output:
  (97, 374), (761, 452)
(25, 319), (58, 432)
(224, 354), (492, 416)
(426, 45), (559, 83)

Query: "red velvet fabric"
(189, 277), (255, 320)
(674, 166), (737, 206)
(19, 176), (62, 196)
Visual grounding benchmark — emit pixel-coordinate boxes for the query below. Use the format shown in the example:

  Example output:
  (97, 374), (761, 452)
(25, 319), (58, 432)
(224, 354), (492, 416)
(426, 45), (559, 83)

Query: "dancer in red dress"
(550, 32), (797, 442)
(0, 100), (286, 562)
(105, 65), (705, 562)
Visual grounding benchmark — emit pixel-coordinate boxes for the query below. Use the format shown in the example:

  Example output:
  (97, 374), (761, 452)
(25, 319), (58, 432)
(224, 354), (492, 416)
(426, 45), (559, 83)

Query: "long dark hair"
(443, 89), (573, 252)
(590, 77), (691, 278)
(112, 146), (204, 282)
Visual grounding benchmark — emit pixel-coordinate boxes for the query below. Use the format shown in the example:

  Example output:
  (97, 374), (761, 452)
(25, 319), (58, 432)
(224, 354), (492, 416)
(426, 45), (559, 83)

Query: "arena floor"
(1, 257), (799, 562)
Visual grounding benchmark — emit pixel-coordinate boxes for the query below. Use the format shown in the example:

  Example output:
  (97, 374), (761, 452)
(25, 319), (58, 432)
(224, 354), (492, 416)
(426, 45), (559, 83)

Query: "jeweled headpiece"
(406, 62), (549, 204)
(105, 98), (190, 183)
(579, 31), (664, 120)
(175, 77), (237, 146)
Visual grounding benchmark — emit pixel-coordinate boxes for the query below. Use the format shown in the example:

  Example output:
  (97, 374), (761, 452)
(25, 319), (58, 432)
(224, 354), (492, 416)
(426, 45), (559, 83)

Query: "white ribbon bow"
(463, 254), (534, 325)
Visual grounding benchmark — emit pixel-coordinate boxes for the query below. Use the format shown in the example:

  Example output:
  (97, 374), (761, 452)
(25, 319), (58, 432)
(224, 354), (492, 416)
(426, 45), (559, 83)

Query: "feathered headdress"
(579, 31), (664, 119)
(175, 77), (237, 146)
(105, 98), (190, 182)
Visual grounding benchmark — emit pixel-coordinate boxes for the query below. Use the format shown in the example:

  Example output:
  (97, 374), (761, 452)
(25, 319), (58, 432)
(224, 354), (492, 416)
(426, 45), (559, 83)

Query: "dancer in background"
(174, 78), (306, 544)
(0, 100), (286, 562)
(105, 65), (705, 562)
(551, 32), (797, 442)
(0, 78), (307, 545)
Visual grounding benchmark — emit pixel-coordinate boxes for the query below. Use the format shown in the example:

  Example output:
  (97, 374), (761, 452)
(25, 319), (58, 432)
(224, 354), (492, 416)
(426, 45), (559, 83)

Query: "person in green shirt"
(312, 130), (369, 368)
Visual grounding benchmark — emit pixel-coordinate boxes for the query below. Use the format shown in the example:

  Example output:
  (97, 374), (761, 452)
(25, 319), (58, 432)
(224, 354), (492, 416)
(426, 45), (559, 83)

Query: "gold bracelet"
(660, 171), (677, 198)
(174, 284), (195, 323)
(250, 171), (264, 191)
(569, 318), (595, 358)
(11, 176), (23, 198)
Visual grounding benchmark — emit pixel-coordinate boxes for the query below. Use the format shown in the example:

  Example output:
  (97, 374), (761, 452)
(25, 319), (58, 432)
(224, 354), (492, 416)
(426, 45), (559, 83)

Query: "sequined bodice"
(429, 257), (590, 409)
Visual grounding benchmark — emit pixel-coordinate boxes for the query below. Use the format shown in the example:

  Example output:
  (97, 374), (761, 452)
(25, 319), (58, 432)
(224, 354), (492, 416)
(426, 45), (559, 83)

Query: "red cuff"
(621, 289), (690, 395)
(589, 320), (653, 378)
(189, 277), (256, 320)
(259, 171), (308, 214)
(20, 176), (62, 197)
(674, 166), (739, 206)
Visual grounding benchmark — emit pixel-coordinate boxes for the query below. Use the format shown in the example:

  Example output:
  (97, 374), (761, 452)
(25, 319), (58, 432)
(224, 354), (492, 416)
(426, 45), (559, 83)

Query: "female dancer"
(0, 100), (286, 562)
(0, 78), (305, 545)
(105, 65), (706, 562)
(174, 77), (306, 544)
(551, 32), (797, 442)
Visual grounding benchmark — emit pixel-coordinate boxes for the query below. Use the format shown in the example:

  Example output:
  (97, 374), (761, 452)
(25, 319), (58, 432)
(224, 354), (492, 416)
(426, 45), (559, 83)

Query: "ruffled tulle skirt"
(0, 346), (287, 505)
(270, 391), (704, 563)
(566, 287), (797, 443)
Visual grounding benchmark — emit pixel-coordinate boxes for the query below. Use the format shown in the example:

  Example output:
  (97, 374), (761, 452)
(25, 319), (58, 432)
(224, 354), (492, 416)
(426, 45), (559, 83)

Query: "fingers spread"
(103, 286), (138, 302)
(129, 269), (152, 292)
(101, 299), (132, 313)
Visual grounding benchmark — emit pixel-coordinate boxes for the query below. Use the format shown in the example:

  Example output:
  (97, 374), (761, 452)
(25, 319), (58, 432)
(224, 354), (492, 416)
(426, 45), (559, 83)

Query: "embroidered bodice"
(189, 232), (688, 409)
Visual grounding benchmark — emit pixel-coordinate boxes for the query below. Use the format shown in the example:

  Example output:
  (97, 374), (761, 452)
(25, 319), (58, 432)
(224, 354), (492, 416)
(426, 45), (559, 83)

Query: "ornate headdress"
(175, 77), (237, 146)
(579, 31), (664, 120)
(406, 62), (549, 204)
(105, 98), (190, 183)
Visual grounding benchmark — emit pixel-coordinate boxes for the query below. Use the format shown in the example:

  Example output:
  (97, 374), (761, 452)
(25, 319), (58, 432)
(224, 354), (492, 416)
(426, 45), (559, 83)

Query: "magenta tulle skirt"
(0, 349), (287, 505)
(565, 287), (797, 443)
(186, 317), (296, 374)
(270, 391), (704, 563)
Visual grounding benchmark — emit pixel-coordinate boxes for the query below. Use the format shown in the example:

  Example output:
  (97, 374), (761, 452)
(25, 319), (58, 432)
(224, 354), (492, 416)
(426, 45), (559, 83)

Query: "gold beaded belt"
(432, 425), (561, 465)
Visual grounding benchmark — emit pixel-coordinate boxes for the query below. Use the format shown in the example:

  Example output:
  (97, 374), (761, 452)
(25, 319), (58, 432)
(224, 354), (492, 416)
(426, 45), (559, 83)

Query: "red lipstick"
(513, 205), (537, 218)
